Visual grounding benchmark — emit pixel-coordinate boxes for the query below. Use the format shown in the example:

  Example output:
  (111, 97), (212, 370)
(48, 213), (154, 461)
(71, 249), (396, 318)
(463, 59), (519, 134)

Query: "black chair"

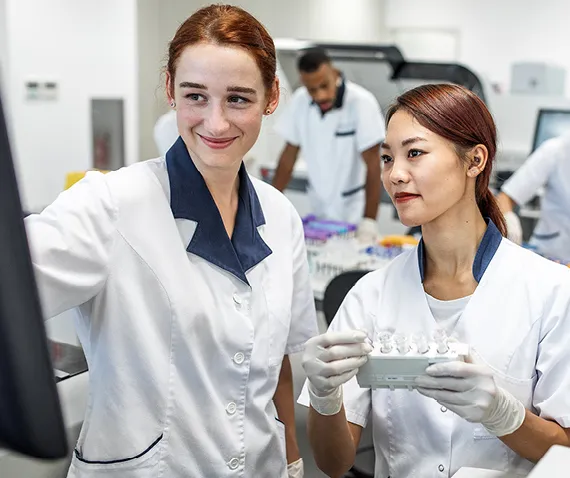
(322, 270), (374, 478)
(322, 270), (371, 326)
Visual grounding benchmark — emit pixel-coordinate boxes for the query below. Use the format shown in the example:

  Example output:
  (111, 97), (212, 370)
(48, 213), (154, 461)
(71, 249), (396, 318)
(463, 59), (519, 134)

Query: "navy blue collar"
(417, 218), (503, 283)
(311, 73), (346, 116)
(166, 137), (271, 285)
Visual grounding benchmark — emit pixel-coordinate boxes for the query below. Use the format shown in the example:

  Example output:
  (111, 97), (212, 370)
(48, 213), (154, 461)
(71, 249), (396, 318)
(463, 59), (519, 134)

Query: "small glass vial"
(393, 333), (410, 354)
(433, 328), (449, 354)
(413, 333), (430, 354)
(377, 331), (393, 353)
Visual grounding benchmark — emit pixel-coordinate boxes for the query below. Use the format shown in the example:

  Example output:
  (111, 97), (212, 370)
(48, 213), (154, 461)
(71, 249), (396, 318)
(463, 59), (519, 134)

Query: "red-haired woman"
(24, 4), (316, 477)
(300, 84), (570, 477)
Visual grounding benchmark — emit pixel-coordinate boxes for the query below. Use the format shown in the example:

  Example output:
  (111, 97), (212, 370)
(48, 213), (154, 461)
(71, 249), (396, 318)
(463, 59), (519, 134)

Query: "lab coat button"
(441, 406), (447, 412)
(233, 352), (245, 364)
(226, 402), (237, 415)
(232, 294), (242, 305)
(438, 464), (445, 472)
(229, 457), (240, 470)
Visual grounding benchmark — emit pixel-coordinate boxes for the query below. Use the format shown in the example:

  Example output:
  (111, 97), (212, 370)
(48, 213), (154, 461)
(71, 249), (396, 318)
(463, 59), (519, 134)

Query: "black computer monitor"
(532, 108), (570, 153)
(0, 92), (68, 458)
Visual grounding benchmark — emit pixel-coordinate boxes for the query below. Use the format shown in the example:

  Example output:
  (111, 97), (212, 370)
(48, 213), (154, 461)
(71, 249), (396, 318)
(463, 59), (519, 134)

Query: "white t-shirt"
(426, 293), (472, 334)
(274, 79), (385, 223)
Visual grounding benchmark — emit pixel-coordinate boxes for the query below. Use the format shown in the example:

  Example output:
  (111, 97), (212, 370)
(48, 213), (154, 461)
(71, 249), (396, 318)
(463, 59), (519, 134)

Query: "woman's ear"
(467, 144), (489, 178)
(264, 77), (280, 115)
(165, 71), (174, 106)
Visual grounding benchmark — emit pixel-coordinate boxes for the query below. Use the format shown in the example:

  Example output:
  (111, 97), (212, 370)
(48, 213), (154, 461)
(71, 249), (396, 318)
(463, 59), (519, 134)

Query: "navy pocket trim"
(342, 184), (365, 197)
(74, 434), (163, 465)
(533, 231), (560, 240)
(335, 130), (356, 137)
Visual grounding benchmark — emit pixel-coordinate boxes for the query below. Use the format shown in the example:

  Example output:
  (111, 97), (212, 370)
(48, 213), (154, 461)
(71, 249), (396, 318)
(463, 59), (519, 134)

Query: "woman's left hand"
(415, 358), (526, 436)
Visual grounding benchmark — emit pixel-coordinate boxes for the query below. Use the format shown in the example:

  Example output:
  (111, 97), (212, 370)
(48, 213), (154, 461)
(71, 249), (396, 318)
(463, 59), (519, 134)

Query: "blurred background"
(2, 1), (570, 476)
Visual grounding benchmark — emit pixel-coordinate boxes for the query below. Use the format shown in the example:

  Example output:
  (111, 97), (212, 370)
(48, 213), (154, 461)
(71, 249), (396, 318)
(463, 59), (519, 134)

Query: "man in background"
(273, 48), (385, 242)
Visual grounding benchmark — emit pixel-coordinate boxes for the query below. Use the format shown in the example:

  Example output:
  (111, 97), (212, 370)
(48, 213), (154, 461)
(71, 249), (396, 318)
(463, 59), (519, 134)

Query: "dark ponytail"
(478, 188), (507, 236)
(386, 84), (507, 237)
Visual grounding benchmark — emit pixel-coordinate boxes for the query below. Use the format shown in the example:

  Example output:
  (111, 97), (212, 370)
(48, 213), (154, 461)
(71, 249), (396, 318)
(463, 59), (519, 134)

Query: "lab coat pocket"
(533, 231), (561, 240)
(275, 417), (289, 478)
(471, 349), (536, 409)
(335, 129), (356, 137)
(341, 184), (365, 198)
(472, 373), (536, 441)
(494, 372), (536, 409)
(70, 434), (163, 476)
(275, 417), (287, 458)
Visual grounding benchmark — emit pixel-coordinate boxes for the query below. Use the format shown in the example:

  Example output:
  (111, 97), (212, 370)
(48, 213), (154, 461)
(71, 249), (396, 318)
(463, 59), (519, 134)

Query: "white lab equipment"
(527, 445), (570, 477)
(452, 445), (570, 477)
(531, 109), (570, 151)
(452, 468), (522, 477)
(510, 62), (566, 96)
(356, 330), (469, 390)
(488, 93), (570, 174)
(308, 238), (406, 301)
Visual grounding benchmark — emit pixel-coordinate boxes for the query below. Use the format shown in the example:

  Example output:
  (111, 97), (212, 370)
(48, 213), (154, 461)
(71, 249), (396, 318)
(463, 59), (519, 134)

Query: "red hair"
(167, 4), (276, 98)
(386, 84), (507, 236)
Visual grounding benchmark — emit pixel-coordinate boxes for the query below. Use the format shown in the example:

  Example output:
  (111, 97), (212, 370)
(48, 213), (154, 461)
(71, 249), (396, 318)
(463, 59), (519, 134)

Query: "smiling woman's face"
(168, 42), (278, 172)
(381, 110), (471, 227)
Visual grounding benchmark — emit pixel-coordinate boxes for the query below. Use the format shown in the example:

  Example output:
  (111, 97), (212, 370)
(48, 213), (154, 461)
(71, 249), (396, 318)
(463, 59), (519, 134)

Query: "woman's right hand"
(302, 331), (372, 414)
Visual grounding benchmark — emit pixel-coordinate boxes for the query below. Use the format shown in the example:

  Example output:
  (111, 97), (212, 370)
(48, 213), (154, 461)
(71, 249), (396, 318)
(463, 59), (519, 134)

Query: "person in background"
(497, 131), (570, 260)
(299, 84), (570, 477)
(25, 4), (316, 477)
(272, 47), (385, 242)
(153, 109), (178, 157)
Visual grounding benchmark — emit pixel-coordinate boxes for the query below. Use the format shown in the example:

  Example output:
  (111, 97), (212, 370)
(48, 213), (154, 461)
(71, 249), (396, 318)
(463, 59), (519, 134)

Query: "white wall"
(5, 0), (138, 211)
(137, 0), (163, 167)
(386, 0), (570, 94)
(137, 0), (389, 160)
(0, 0), (7, 89)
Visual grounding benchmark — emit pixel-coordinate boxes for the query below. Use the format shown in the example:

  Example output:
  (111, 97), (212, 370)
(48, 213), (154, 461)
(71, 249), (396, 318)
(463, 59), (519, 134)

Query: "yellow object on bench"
(378, 235), (419, 247)
(64, 170), (109, 190)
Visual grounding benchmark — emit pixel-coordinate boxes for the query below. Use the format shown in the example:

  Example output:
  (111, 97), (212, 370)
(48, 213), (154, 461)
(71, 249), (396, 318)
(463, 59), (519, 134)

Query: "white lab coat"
(153, 110), (178, 157)
(300, 221), (570, 477)
(502, 132), (570, 260)
(25, 140), (318, 477)
(274, 78), (385, 224)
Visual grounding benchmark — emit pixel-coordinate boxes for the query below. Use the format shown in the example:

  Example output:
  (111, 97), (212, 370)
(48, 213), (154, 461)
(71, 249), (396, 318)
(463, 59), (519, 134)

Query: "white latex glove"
(287, 458), (304, 478)
(504, 211), (523, 245)
(357, 217), (378, 243)
(415, 358), (525, 437)
(302, 330), (372, 415)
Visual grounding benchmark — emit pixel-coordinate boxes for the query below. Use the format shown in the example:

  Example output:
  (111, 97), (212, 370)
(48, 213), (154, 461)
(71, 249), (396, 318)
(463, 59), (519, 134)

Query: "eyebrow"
(227, 86), (257, 95)
(179, 81), (206, 89)
(178, 82), (257, 95)
(381, 136), (427, 150)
